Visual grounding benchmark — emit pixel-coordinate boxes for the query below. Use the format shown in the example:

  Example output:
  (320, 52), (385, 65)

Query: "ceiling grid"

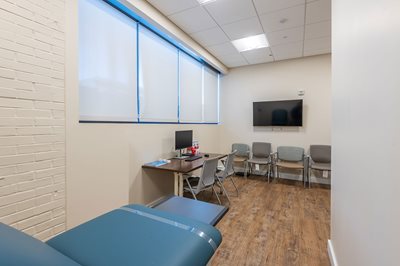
(146, 0), (331, 68)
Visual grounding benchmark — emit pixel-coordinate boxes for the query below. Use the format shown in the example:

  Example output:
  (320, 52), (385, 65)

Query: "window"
(79, 0), (220, 124)
(79, 0), (137, 122)
(179, 52), (203, 123)
(138, 26), (178, 122)
(203, 68), (219, 123)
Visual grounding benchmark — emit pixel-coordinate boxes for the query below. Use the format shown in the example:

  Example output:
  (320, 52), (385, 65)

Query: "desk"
(142, 153), (227, 196)
(151, 195), (228, 226)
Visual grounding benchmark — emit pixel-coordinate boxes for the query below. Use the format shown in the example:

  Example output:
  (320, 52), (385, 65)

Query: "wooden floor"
(195, 175), (331, 266)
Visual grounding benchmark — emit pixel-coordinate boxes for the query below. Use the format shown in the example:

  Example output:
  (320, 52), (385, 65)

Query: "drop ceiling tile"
(259, 5), (305, 33)
(306, 0), (331, 24)
(267, 26), (304, 46)
(204, 0), (257, 25)
(241, 47), (274, 64)
(270, 41), (303, 60)
(146, 0), (331, 67)
(206, 42), (238, 57)
(304, 36), (330, 56)
(305, 20), (330, 39)
(168, 6), (217, 34)
(221, 17), (264, 40)
(147, 0), (199, 16)
(217, 52), (248, 67)
(190, 27), (229, 47)
(254, 0), (305, 14)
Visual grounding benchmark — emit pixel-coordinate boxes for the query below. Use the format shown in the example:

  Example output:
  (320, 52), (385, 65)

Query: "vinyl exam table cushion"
(46, 204), (222, 266)
(0, 223), (80, 266)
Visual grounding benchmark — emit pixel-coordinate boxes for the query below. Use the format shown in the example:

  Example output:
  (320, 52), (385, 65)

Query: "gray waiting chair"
(216, 151), (239, 199)
(275, 146), (306, 187)
(231, 143), (250, 177)
(183, 157), (221, 204)
(246, 142), (273, 182)
(308, 145), (331, 188)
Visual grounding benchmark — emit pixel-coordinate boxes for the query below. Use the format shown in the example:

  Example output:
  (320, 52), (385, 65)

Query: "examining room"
(0, 0), (399, 266)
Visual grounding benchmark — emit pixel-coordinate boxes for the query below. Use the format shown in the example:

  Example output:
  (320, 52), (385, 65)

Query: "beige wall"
(219, 55), (331, 182)
(331, 0), (400, 265)
(65, 0), (221, 228)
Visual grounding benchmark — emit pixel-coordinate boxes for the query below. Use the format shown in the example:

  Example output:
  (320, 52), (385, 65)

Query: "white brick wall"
(0, 0), (65, 241)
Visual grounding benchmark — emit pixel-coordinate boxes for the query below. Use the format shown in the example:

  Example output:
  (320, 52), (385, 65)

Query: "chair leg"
(303, 169), (305, 188)
(276, 166), (280, 183)
(268, 164), (274, 182)
(229, 175), (239, 196)
(185, 178), (197, 200)
(217, 179), (231, 204)
(209, 188), (213, 199)
(307, 157), (311, 188)
(244, 161), (248, 179)
(212, 185), (222, 205)
(265, 164), (269, 183)
(272, 162), (275, 179)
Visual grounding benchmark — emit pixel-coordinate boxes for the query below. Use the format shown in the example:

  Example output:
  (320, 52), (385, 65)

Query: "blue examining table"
(152, 195), (228, 226)
(0, 204), (222, 266)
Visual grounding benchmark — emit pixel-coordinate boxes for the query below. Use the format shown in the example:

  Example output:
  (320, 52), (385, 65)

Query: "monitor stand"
(174, 149), (189, 160)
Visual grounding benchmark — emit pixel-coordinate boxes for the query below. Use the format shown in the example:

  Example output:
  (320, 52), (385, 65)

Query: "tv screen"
(175, 130), (193, 150)
(253, 100), (303, 126)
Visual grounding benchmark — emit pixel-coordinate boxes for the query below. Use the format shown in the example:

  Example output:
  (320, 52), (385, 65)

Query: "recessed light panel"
(197, 0), (217, 5)
(231, 34), (269, 52)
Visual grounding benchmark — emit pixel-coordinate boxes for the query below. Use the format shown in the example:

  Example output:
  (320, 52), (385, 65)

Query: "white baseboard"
(327, 239), (338, 266)
(146, 196), (166, 207)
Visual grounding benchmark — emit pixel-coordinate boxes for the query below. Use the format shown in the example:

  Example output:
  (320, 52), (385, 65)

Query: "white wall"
(331, 0), (400, 265)
(219, 55), (331, 181)
(65, 0), (221, 228)
(0, 1), (66, 240)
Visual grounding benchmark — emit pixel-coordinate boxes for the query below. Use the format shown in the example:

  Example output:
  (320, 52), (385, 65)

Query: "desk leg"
(174, 172), (179, 196)
(179, 173), (184, 197)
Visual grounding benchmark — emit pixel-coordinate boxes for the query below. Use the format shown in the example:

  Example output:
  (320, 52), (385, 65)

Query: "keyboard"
(185, 155), (202, 162)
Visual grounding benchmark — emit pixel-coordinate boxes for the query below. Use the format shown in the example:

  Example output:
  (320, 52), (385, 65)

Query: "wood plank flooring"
(194, 175), (331, 266)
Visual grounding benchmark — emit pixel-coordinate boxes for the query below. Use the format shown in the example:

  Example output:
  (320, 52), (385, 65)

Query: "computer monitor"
(175, 130), (193, 151)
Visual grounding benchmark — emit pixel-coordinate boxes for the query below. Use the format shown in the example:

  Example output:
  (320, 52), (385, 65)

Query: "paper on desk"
(147, 160), (168, 167)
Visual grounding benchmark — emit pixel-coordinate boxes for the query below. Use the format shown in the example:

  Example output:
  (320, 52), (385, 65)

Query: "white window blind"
(79, 0), (138, 122)
(203, 67), (219, 123)
(179, 52), (203, 123)
(138, 26), (178, 122)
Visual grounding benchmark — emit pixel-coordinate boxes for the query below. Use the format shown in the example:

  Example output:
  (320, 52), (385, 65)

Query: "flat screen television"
(253, 100), (303, 126)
